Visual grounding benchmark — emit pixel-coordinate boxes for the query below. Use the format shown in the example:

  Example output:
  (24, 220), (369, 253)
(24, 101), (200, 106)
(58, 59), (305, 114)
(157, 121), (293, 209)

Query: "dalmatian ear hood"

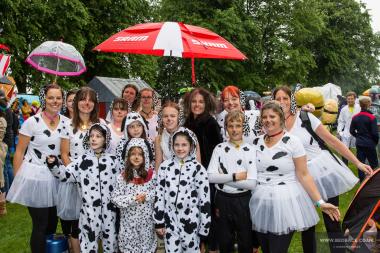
(83, 123), (112, 151)
(122, 137), (153, 170)
(169, 127), (198, 158)
(123, 112), (148, 139)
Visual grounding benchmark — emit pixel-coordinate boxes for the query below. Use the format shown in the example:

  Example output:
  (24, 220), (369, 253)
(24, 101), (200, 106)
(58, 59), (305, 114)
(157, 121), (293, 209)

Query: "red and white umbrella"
(94, 22), (247, 83)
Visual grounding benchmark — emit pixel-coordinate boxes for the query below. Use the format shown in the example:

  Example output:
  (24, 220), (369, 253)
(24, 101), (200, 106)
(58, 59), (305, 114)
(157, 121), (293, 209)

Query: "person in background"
(0, 117), (6, 185)
(350, 96), (379, 182)
(0, 90), (15, 194)
(107, 98), (128, 155)
(139, 88), (159, 141)
(63, 89), (78, 119)
(337, 91), (360, 165)
(31, 100), (40, 116)
(106, 83), (139, 122)
(21, 100), (32, 120)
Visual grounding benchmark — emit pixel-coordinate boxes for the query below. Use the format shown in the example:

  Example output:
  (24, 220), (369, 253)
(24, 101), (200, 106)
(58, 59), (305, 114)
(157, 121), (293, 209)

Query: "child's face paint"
(129, 147), (144, 167)
(128, 121), (143, 138)
(173, 135), (191, 160)
(89, 129), (105, 153)
(226, 119), (243, 142)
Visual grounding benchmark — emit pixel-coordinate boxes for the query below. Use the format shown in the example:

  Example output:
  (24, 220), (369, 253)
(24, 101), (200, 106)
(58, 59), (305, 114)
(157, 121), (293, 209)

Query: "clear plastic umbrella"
(26, 41), (86, 76)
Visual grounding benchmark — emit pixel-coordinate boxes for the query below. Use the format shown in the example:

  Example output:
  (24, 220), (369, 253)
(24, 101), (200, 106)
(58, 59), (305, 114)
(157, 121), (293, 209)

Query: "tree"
(308, 0), (380, 92)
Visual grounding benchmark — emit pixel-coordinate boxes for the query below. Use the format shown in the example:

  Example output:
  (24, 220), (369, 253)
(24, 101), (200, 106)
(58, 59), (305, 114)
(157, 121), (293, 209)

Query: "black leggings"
(28, 206), (58, 253)
(301, 196), (344, 253)
(256, 231), (294, 253)
(60, 219), (80, 239)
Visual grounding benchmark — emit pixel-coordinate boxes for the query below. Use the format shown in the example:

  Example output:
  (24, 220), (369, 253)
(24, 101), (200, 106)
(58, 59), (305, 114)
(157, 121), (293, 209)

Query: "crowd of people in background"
(0, 82), (378, 253)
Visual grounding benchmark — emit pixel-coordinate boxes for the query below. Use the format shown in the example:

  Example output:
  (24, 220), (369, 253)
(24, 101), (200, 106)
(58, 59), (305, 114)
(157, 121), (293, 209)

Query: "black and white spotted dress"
(289, 111), (358, 200)
(7, 113), (70, 207)
(57, 122), (86, 220)
(112, 169), (157, 253)
(249, 133), (319, 235)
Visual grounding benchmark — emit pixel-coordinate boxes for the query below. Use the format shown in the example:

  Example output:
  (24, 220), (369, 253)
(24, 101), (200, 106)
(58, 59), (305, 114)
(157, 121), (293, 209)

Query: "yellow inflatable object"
(321, 99), (338, 124)
(295, 88), (324, 117)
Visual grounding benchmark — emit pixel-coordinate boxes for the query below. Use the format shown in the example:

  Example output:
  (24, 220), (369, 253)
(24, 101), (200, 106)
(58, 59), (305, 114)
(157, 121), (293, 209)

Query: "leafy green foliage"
(0, 0), (378, 95)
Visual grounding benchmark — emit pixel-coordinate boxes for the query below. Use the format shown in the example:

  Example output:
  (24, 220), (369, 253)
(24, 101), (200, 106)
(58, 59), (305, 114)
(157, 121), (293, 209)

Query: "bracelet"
(315, 199), (326, 208)
(232, 173), (237, 182)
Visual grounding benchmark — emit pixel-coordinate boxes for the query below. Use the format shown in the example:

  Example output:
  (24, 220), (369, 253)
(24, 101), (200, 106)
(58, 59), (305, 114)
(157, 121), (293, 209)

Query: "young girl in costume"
(115, 111), (154, 166)
(111, 138), (157, 253)
(154, 127), (211, 253)
(47, 123), (120, 253)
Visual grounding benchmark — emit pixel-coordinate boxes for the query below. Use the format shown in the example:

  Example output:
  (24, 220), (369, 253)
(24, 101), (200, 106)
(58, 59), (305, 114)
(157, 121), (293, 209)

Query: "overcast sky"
(359, 0), (380, 32)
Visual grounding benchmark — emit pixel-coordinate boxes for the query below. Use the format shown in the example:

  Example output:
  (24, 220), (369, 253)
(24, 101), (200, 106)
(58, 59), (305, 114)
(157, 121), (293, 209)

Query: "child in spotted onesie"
(115, 112), (155, 167)
(208, 111), (258, 253)
(111, 138), (157, 253)
(154, 127), (211, 253)
(47, 123), (120, 253)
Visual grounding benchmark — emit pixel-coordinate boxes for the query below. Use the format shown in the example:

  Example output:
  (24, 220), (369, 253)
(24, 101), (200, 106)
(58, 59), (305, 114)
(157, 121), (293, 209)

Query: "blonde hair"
(225, 110), (244, 128)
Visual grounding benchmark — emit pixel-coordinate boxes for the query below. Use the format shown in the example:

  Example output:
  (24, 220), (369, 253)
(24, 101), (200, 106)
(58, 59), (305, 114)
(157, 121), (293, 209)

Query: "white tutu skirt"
(308, 150), (359, 200)
(57, 182), (81, 220)
(249, 181), (319, 235)
(7, 162), (58, 208)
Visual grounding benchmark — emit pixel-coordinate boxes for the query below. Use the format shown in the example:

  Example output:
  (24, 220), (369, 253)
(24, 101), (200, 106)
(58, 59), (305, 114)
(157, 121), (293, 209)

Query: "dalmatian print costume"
(48, 123), (120, 253)
(111, 138), (157, 253)
(154, 127), (211, 253)
(115, 112), (155, 167)
(217, 91), (261, 144)
(7, 113), (70, 207)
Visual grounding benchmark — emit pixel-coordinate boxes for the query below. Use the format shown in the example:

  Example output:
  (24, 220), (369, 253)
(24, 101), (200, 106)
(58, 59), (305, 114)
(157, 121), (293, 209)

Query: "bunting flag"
(0, 54), (11, 77)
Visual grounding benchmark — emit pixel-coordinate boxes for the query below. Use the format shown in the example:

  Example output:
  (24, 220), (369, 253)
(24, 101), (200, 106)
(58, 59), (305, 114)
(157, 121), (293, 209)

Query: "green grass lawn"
(0, 166), (360, 253)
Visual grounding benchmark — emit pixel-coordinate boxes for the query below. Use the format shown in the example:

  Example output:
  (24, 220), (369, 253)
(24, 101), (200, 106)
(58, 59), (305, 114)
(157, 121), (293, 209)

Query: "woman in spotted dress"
(216, 85), (260, 144)
(112, 138), (156, 253)
(273, 86), (372, 253)
(7, 84), (70, 253)
(59, 87), (104, 253)
(249, 101), (340, 253)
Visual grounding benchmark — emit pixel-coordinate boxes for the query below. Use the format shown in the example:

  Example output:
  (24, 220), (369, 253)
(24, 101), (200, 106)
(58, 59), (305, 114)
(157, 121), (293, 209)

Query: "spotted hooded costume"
(48, 123), (120, 253)
(111, 138), (157, 253)
(115, 112), (155, 167)
(154, 127), (211, 253)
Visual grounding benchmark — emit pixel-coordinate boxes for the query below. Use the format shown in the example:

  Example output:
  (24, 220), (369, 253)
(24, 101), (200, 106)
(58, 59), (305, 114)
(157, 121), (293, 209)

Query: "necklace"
(43, 111), (59, 126)
(264, 130), (284, 142)
(285, 113), (293, 121)
(141, 109), (152, 116)
(80, 121), (90, 131)
(230, 140), (243, 149)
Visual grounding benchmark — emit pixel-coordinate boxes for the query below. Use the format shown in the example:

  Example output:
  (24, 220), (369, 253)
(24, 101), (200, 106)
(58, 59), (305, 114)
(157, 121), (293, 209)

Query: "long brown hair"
(184, 87), (217, 119)
(64, 88), (79, 118)
(123, 147), (147, 182)
(72, 87), (99, 133)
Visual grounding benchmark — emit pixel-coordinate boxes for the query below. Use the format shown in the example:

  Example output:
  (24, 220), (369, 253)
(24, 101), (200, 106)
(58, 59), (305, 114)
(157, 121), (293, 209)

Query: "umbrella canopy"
(26, 41), (86, 76)
(94, 22), (247, 83)
(342, 169), (380, 251)
(0, 44), (10, 51)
